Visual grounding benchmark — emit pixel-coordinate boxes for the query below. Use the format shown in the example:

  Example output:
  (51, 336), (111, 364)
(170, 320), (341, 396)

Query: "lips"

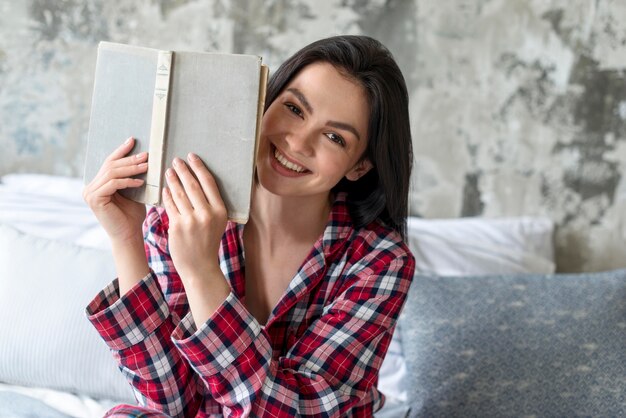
(274, 148), (306, 172)
(270, 144), (311, 176)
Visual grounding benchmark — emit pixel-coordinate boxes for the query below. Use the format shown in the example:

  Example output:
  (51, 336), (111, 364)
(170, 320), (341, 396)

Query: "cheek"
(260, 110), (272, 130)
(260, 102), (284, 134)
(319, 154), (354, 180)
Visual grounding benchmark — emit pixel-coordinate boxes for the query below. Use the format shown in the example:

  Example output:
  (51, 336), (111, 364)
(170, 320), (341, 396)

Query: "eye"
(325, 132), (346, 147)
(285, 103), (304, 118)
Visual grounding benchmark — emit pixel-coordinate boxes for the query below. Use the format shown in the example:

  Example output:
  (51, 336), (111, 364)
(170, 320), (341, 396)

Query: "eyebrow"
(286, 87), (362, 141)
(287, 88), (314, 114)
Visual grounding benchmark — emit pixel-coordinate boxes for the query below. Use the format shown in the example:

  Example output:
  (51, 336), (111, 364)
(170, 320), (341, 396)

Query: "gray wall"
(1, 0), (625, 272)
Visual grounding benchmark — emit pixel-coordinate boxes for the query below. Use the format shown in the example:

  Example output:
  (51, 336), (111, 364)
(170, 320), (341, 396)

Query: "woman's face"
(256, 62), (372, 200)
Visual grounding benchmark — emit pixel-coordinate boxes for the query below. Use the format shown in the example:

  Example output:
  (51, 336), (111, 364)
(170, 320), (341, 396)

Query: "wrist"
(110, 236), (150, 296)
(182, 266), (231, 327)
(181, 263), (224, 290)
(110, 229), (144, 249)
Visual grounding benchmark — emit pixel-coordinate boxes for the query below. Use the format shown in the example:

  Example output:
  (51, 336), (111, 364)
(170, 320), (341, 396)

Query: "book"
(83, 41), (268, 223)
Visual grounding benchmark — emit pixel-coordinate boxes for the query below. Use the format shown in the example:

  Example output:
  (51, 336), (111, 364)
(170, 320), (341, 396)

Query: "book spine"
(145, 50), (173, 205)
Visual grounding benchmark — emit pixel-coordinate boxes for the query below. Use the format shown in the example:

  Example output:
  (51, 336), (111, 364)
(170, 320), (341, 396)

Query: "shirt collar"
(320, 192), (354, 255)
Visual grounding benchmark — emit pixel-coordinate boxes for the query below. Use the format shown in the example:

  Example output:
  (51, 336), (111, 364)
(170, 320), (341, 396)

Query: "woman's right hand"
(83, 137), (148, 245)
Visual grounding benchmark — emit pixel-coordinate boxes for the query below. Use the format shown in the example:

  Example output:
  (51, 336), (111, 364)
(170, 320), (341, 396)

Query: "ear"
(345, 159), (373, 181)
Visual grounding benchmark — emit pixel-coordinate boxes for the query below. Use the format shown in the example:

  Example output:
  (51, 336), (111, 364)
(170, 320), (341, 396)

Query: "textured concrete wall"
(0, 0), (624, 272)
(408, 0), (626, 272)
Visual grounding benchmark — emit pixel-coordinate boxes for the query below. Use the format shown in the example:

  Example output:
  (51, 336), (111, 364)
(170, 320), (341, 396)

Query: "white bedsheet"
(0, 383), (118, 418)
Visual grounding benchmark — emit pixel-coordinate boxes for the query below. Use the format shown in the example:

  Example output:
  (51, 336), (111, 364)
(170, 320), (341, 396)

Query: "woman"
(84, 35), (415, 417)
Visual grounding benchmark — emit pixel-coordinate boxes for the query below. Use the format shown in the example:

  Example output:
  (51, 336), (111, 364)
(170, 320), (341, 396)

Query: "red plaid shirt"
(86, 193), (415, 417)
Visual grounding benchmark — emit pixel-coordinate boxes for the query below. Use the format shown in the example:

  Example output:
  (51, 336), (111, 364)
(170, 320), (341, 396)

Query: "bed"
(0, 173), (624, 417)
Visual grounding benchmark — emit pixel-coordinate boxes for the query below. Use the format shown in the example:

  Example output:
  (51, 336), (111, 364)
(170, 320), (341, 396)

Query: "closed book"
(84, 41), (268, 223)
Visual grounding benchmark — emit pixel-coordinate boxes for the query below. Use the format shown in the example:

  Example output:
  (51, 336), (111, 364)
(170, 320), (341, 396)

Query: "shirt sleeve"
(85, 207), (211, 417)
(171, 245), (415, 417)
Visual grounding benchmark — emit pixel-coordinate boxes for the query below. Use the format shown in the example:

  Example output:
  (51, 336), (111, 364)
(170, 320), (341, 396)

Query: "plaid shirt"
(86, 193), (414, 417)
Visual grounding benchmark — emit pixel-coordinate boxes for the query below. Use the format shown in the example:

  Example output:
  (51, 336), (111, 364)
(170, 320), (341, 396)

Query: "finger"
(96, 153), (148, 182)
(165, 163), (193, 215)
(104, 137), (138, 163)
(187, 153), (226, 210)
(96, 177), (146, 197)
(84, 177), (145, 206)
(107, 151), (149, 169)
(101, 160), (148, 180)
(161, 187), (180, 218)
(174, 155), (210, 210)
(89, 155), (148, 192)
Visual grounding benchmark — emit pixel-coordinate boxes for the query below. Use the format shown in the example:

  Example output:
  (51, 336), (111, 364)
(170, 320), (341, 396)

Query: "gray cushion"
(400, 270), (626, 417)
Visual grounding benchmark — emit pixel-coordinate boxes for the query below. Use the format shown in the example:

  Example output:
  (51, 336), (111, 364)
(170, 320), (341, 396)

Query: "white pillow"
(0, 223), (134, 402)
(377, 216), (555, 408)
(407, 216), (555, 275)
(0, 174), (111, 250)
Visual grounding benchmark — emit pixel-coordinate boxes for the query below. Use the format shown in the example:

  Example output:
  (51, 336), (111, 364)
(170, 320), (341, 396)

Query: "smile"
(273, 147), (307, 173)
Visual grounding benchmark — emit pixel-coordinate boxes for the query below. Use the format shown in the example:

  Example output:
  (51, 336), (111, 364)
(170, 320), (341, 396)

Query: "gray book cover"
(84, 42), (268, 223)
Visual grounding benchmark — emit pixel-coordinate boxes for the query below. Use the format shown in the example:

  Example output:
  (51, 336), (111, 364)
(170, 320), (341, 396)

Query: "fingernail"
(166, 168), (174, 177)
(173, 158), (182, 167)
(188, 153), (199, 161)
(136, 152), (147, 160)
(125, 137), (133, 144)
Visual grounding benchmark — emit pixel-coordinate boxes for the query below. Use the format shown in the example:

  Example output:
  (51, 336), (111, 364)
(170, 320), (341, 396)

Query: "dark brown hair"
(265, 35), (413, 239)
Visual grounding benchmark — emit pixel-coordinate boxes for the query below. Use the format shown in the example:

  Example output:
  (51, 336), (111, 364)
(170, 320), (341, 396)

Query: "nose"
(285, 127), (315, 157)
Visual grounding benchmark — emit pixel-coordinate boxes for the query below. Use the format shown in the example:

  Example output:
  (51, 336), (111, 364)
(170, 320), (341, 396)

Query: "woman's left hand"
(162, 153), (228, 288)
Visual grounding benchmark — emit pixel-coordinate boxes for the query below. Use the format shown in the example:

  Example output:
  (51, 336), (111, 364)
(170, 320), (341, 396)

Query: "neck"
(246, 183), (332, 248)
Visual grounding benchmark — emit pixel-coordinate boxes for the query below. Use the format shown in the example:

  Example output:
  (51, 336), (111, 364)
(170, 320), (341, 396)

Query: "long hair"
(265, 35), (413, 239)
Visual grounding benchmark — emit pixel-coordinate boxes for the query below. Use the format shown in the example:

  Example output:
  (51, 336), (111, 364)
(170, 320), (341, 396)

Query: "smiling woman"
(83, 35), (415, 417)
(256, 62), (372, 200)
(263, 36), (413, 238)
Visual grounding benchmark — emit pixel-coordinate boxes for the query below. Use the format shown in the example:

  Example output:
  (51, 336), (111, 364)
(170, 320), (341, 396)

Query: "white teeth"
(274, 148), (306, 173)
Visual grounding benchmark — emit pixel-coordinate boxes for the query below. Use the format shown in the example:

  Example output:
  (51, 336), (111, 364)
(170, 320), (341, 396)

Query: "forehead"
(287, 62), (364, 98)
